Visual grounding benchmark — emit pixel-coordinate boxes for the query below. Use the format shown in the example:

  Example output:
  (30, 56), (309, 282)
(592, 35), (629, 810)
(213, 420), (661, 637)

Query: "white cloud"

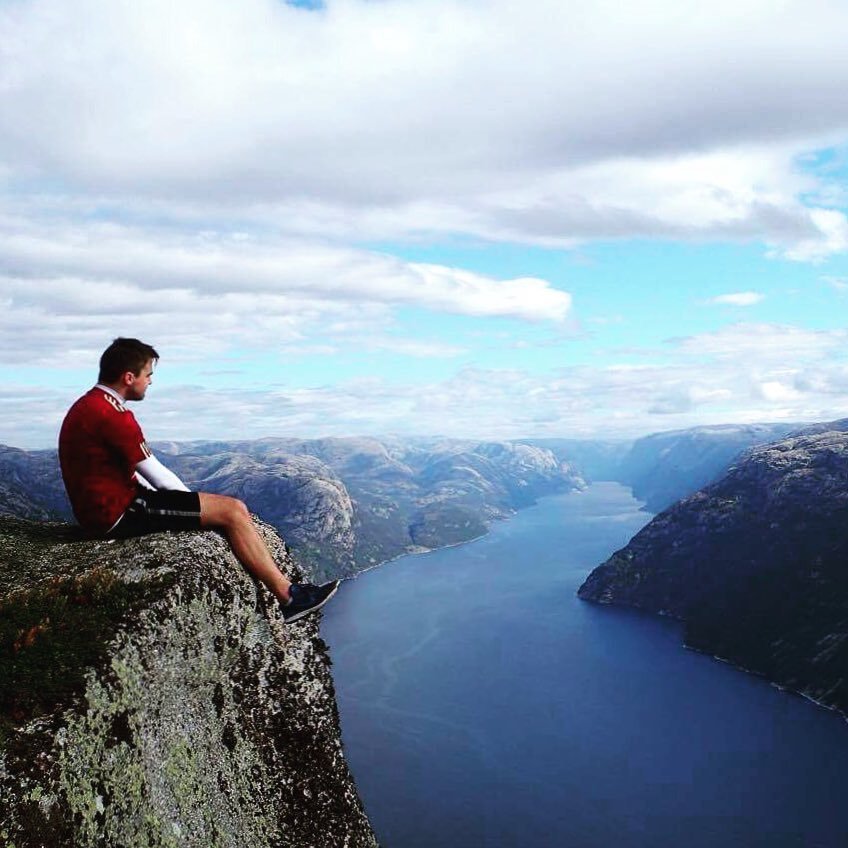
(149, 339), (841, 443)
(756, 380), (802, 402)
(2, 1), (848, 448)
(6, 318), (848, 448)
(109, 329), (848, 439)
(822, 275), (848, 291)
(778, 208), (848, 261)
(706, 292), (765, 306)
(669, 323), (848, 362)
(0, 215), (571, 323)
(0, 214), (571, 367)
(345, 336), (468, 358)
(0, 0), (846, 253)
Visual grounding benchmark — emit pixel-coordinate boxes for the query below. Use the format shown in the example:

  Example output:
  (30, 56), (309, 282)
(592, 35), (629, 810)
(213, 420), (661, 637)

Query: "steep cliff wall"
(578, 430), (848, 717)
(0, 516), (376, 847)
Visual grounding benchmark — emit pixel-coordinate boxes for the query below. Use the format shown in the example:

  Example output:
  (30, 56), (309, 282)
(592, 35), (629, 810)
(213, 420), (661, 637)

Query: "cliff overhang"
(0, 516), (376, 847)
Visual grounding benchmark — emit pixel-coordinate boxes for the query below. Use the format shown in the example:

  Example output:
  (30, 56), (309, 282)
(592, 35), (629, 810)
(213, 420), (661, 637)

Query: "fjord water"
(322, 483), (848, 848)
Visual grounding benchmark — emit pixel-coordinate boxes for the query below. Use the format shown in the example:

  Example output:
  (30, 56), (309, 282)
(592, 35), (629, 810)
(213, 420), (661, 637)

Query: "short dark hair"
(98, 338), (159, 383)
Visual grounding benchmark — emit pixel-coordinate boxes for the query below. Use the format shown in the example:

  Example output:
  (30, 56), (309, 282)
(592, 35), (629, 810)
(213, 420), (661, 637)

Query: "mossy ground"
(0, 567), (173, 738)
(0, 519), (376, 848)
(0, 534), (173, 848)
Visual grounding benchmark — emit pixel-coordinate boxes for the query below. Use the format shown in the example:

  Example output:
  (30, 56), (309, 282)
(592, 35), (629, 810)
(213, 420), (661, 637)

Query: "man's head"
(98, 338), (159, 401)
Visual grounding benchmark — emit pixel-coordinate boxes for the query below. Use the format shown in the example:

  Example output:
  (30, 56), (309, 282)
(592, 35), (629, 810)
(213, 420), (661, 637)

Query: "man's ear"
(122, 370), (136, 386)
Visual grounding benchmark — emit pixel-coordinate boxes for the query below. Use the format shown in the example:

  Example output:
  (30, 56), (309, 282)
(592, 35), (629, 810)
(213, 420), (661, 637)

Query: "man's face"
(126, 360), (154, 401)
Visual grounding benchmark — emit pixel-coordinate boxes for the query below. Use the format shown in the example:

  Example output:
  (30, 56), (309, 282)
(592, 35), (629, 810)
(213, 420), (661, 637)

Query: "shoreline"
(580, 593), (848, 725)
(344, 524), (498, 581)
(577, 479), (847, 728)
(682, 642), (848, 725)
(343, 483), (590, 582)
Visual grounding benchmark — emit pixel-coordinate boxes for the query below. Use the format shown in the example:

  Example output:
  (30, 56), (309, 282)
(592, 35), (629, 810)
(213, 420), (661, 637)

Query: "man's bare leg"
(199, 492), (292, 604)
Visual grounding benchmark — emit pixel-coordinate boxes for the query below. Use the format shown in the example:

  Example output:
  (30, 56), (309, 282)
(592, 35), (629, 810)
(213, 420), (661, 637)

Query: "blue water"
(322, 483), (848, 848)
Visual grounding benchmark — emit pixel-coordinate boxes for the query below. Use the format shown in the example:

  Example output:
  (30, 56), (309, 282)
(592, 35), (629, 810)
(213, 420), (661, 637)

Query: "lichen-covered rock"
(0, 516), (377, 848)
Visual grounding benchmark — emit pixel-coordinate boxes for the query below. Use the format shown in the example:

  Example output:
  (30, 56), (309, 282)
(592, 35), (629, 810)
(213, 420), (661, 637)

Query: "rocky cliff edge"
(0, 516), (376, 848)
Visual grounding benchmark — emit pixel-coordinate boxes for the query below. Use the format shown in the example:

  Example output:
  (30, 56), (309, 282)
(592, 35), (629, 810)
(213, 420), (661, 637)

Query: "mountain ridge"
(578, 426), (848, 717)
(0, 436), (584, 580)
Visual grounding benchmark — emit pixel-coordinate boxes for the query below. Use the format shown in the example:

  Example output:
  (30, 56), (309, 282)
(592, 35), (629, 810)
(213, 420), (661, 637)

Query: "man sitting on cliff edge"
(58, 337), (339, 624)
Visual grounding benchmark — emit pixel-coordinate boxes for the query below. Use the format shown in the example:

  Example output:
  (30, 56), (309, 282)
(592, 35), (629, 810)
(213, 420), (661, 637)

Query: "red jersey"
(59, 387), (153, 532)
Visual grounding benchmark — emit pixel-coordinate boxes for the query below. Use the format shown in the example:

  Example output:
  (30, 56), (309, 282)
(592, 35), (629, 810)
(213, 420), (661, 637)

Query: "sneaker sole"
(284, 581), (340, 624)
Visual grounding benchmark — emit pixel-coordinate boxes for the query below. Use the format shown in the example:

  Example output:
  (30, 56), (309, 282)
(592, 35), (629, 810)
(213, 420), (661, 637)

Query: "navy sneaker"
(283, 581), (340, 624)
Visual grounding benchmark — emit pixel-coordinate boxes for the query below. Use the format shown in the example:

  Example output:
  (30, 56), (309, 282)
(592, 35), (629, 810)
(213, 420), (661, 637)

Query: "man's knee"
(199, 492), (251, 528)
(230, 497), (250, 522)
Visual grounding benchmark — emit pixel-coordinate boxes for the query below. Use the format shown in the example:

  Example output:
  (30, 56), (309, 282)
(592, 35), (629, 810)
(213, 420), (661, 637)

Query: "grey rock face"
(578, 429), (848, 716)
(169, 452), (357, 580)
(0, 517), (376, 847)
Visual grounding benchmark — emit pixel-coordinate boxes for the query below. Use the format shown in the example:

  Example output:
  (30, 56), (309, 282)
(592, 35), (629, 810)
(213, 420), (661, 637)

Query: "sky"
(2, 0), (848, 449)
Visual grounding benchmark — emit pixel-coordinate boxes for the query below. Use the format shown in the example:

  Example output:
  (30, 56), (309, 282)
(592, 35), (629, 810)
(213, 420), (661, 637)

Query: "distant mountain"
(523, 438), (632, 482)
(614, 423), (799, 511)
(794, 417), (848, 437)
(165, 450), (357, 578)
(0, 438), (583, 581)
(161, 437), (584, 578)
(578, 427), (848, 717)
(0, 446), (71, 521)
(525, 425), (803, 510)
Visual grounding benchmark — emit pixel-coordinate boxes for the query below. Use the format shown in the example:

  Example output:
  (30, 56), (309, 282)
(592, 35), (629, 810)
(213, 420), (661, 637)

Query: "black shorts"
(108, 487), (202, 538)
